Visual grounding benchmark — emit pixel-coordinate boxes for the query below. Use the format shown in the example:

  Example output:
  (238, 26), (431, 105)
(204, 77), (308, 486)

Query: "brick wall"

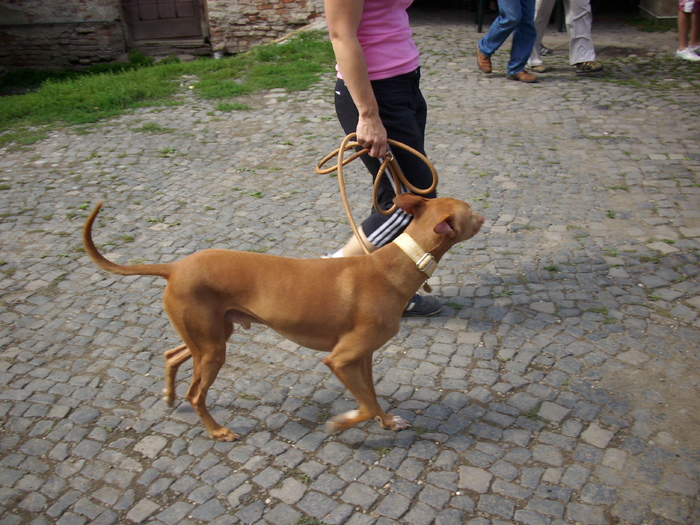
(207, 0), (324, 54)
(638, 0), (677, 20)
(0, 0), (325, 71)
(0, 0), (126, 69)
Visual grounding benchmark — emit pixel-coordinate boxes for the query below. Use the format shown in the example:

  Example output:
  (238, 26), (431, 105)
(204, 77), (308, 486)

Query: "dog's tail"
(83, 202), (172, 279)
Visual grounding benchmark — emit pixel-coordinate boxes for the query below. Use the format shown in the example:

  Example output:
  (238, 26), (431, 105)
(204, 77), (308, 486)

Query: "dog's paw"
(211, 427), (238, 442)
(390, 415), (412, 430)
(325, 420), (343, 434)
(162, 390), (175, 407)
(377, 414), (412, 431)
(326, 410), (360, 433)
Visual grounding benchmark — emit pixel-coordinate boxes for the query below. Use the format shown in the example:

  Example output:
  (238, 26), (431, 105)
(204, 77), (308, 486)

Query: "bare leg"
(691, 11), (700, 47)
(679, 11), (691, 50)
(335, 228), (376, 257)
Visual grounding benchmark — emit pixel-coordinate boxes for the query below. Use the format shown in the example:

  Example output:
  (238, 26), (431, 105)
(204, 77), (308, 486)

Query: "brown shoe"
(476, 44), (492, 74)
(507, 70), (539, 83)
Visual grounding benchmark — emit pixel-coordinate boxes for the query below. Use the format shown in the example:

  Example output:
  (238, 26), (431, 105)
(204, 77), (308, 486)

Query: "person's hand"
(356, 114), (387, 158)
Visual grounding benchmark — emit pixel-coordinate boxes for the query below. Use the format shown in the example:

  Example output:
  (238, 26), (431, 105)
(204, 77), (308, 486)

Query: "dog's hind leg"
(163, 344), (192, 406)
(178, 320), (236, 441)
(185, 339), (237, 441)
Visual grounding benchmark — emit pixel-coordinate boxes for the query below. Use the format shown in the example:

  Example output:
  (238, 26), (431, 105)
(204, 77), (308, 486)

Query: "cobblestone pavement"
(1, 8), (699, 525)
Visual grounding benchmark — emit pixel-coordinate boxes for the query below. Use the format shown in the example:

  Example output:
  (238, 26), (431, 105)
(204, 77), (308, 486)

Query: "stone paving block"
(561, 464), (591, 490)
(490, 459), (520, 481)
(581, 482), (617, 505)
(458, 466), (493, 493)
(537, 402), (570, 423)
(264, 503), (302, 525)
(270, 476), (307, 504)
(491, 478), (533, 501)
(477, 494), (516, 520)
(235, 499), (265, 524)
(661, 473), (699, 497)
(514, 509), (550, 525)
(538, 431), (575, 451)
(395, 457), (423, 481)
(310, 473), (346, 496)
(403, 501), (438, 525)
(566, 502), (606, 525)
(133, 436), (168, 459)
(252, 466), (283, 489)
(125, 498), (159, 523)
(418, 484), (451, 509)
(581, 422), (614, 448)
(573, 444), (605, 465)
(533, 445), (564, 467)
(527, 498), (565, 519)
(341, 482), (379, 508)
(374, 492), (412, 520)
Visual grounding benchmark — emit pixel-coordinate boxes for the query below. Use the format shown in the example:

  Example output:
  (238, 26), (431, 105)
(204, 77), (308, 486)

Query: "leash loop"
(316, 133), (439, 255)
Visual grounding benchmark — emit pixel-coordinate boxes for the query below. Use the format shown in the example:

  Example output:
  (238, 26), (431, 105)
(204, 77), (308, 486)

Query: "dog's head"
(395, 193), (484, 245)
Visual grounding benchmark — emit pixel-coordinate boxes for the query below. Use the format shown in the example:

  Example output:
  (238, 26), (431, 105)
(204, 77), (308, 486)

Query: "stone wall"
(0, 0), (325, 70)
(207, 0), (324, 55)
(639, 0), (678, 20)
(0, 0), (126, 70)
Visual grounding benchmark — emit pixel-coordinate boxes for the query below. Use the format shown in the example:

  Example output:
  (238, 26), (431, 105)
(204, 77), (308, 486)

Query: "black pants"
(334, 68), (437, 248)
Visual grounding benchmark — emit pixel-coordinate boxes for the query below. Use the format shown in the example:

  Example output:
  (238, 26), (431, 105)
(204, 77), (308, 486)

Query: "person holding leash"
(323, 0), (441, 316)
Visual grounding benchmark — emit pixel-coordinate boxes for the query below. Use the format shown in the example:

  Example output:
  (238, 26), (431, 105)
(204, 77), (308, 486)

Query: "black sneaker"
(573, 61), (604, 74)
(403, 294), (442, 317)
(540, 44), (553, 56)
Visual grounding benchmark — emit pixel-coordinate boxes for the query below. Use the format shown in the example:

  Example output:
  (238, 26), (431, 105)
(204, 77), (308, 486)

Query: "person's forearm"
(325, 0), (386, 157)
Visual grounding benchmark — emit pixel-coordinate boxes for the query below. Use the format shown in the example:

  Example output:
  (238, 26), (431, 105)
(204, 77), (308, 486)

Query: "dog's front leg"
(323, 348), (411, 433)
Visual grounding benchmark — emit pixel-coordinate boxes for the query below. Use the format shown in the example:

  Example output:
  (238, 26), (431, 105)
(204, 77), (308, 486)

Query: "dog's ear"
(434, 215), (457, 238)
(394, 193), (428, 215)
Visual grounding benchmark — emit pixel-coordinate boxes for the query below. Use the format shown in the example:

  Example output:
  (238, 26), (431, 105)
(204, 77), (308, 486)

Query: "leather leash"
(316, 133), (439, 256)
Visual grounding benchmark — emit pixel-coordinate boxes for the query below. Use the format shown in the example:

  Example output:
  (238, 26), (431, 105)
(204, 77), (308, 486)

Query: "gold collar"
(393, 232), (437, 278)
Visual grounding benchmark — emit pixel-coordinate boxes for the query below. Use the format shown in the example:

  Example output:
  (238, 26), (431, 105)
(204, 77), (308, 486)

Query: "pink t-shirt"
(338, 0), (420, 80)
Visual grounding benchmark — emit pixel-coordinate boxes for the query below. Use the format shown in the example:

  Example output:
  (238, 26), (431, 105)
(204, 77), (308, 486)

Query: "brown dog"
(83, 194), (483, 441)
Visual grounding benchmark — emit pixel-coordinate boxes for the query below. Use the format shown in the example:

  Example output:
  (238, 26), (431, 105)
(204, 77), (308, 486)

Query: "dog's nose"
(478, 215), (485, 224)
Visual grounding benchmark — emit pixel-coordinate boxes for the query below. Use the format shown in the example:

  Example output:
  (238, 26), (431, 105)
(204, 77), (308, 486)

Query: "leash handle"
(316, 133), (439, 254)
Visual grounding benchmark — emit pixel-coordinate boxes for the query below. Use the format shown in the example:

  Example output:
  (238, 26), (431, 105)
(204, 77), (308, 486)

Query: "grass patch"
(0, 31), (334, 138)
(524, 403), (542, 420)
(295, 517), (326, 525)
(0, 128), (50, 148)
(133, 123), (175, 134)
(640, 253), (666, 264)
(215, 102), (252, 112)
(492, 289), (514, 298)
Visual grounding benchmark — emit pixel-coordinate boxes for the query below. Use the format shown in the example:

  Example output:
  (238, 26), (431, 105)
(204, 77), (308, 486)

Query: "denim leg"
(506, 0), (537, 75)
(478, 0), (522, 56)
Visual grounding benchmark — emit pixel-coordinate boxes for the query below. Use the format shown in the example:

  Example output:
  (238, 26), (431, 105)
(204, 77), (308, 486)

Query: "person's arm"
(324, 0), (387, 158)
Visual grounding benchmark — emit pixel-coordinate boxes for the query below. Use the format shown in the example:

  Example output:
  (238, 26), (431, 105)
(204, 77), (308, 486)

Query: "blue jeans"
(478, 0), (537, 76)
